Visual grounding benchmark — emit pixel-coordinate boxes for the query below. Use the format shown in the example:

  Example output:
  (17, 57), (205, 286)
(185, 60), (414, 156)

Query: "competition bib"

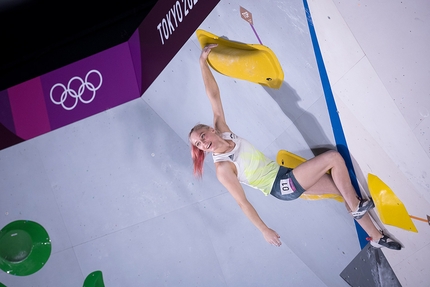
(280, 178), (296, 195)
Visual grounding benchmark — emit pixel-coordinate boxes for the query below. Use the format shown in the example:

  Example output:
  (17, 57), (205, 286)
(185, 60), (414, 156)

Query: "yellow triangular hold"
(368, 173), (418, 232)
(276, 150), (343, 202)
(196, 29), (284, 89)
(276, 149), (307, 169)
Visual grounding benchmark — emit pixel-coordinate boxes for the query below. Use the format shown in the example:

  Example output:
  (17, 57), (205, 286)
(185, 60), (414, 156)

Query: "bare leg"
(292, 150), (382, 241)
(293, 150), (359, 210)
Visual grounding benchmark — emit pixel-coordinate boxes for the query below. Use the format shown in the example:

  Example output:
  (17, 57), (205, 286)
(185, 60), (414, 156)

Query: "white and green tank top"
(212, 132), (280, 196)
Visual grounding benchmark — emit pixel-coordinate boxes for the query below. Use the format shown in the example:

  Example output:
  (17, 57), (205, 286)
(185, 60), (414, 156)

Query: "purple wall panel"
(128, 29), (143, 94)
(40, 43), (139, 130)
(0, 89), (15, 134)
(8, 77), (51, 140)
(137, 0), (220, 94)
(0, 90), (24, 149)
(0, 0), (220, 150)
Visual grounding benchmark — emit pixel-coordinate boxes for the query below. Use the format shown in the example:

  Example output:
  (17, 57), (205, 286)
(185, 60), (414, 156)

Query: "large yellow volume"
(196, 29), (284, 89)
(368, 173), (417, 232)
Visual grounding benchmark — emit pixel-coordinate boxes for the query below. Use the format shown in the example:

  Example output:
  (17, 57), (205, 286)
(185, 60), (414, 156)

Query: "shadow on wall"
(263, 81), (335, 156)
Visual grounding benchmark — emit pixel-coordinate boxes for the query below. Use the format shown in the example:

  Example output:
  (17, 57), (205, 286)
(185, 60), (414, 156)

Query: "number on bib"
(280, 178), (295, 195)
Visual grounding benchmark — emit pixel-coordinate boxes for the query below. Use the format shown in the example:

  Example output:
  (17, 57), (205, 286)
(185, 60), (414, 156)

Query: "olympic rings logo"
(50, 70), (103, 111)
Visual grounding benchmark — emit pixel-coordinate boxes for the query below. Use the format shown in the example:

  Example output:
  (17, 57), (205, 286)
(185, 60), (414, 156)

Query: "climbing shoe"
(351, 197), (375, 220)
(370, 234), (402, 250)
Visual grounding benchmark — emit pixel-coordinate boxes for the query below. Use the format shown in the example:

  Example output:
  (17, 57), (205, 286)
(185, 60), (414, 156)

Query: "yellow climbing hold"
(196, 29), (284, 89)
(368, 173), (418, 232)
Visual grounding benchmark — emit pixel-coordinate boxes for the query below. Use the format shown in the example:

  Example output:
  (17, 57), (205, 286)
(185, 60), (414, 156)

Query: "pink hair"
(189, 124), (210, 177)
(190, 144), (205, 177)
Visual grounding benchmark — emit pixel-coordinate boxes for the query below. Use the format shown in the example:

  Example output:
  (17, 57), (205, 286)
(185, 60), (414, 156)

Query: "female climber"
(188, 44), (401, 250)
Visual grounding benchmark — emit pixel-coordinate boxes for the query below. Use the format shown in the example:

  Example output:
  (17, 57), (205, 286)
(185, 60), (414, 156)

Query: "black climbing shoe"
(370, 234), (402, 250)
(351, 197), (375, 220)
